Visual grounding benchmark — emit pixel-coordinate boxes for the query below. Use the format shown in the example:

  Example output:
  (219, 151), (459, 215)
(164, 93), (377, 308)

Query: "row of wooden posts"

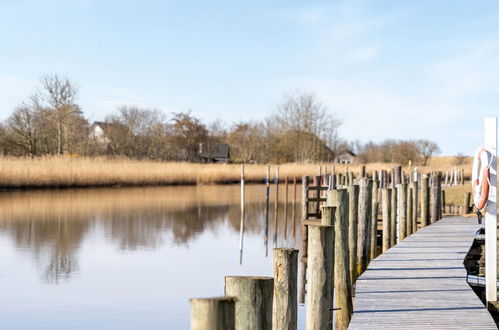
(190, 165), (465, 330)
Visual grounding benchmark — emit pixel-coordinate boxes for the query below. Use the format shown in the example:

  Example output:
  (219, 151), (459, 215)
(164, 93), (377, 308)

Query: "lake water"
(0, 184), (306, 329)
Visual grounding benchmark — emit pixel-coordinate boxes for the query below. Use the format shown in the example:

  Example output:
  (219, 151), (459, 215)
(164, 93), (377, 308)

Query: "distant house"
(89, 121), (112, 146)
(199, 143), (230, 163)
(335, 150), (357, 164)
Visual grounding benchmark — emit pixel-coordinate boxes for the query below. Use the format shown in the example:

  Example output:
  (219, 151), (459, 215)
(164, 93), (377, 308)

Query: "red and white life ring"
(471, 147), (491, 210)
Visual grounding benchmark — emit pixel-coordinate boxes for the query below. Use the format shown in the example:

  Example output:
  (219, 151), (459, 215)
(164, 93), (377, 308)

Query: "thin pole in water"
(292, 176), (297, 238)
(265, 165), (270, 257)
(284, 176), (289, 240)
(273, 165), (280, 248)
(239, 163), (245, 264)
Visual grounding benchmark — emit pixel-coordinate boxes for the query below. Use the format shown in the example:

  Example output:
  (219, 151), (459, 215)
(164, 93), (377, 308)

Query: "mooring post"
(347, 184), (359, 284)
(357, 178), (372, 275)
(273, 166), (280, 247)
(393, 165), (402, 186)
(439, 182), (444, 220)
(306, 223), (334, 330)
(190, 297), (236, 330)
(265, 165), (271, 256)
(292, 176), (297, 238)
(411, 180), (418, 232)
(390, 184), (397, 247)
(370, 180), (379, 261)
(360, 165), (366, 178)
(464, 192), (471, 214)
(406, 185), (413, 236)
(327, 190), (353, 329)
(398, 183), (407, 240)
(272, 248), (298, 330)
(299, 175), (309, 304)
(224, 276), (273, 330)
(420, 175), (430, 227)
(381, 188), (391, 252)
(430, 175), (439, 223)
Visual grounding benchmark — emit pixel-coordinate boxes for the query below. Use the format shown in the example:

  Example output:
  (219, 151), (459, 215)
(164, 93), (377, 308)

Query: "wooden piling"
(239, 164), (245, 264)
(382, 188), (391, 252)
(411, 181), (418, 232)
(406, 186), (413, 236)
(292, 177), (297, 238)
(224, 276), (274, 330)
(328, 190), (353, 329)
(420, 175), (430, 227)
(464, 192), (471, 214)
(360, 165), (366, 178)
(390, 184), (397, 246)
(370, 180), (379, 261)
(190, 297), (236, 330)
(284, 177), (289, 239)
(273, 166), (280, 247)
(357, 179), (372, 275)
(299, 175), (309, 304)
(398, 183), (407, 240)
(272, 248), (298, 330)
(430, 174), (440, 223)
(393, 165), (402, 186)
(306, 223), (334, 330)
(347, 184), (359, 284)
(265, 166), (271, 256)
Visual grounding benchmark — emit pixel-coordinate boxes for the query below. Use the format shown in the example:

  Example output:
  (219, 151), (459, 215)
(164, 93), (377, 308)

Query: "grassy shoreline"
(0, 156), (471, 189)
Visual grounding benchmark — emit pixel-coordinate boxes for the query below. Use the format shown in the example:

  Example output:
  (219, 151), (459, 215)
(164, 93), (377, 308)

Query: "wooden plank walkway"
(349, 216), (497, 329)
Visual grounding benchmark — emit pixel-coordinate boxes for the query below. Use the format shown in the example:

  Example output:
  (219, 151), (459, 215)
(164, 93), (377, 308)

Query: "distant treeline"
(2, 74), (440, 164)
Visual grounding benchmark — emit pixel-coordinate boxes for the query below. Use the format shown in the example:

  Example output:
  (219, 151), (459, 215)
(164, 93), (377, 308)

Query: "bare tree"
(417, 139), (441, 165)
(36, 74), (81, 154)
(7, 100), (42, 156)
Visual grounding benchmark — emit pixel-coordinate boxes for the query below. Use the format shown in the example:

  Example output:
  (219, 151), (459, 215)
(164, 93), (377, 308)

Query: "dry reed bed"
(0, 156), (471, 189)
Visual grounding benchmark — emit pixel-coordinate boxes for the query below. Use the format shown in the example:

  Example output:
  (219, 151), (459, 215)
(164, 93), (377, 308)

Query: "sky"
(1, 0), (499, 155)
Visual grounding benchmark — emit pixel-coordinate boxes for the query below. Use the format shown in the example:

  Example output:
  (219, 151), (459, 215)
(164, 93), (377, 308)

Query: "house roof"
(199, 143), (230, 159)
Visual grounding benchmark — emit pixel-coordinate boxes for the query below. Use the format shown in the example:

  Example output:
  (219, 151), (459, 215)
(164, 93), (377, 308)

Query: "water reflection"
(0, 185), (301, 284)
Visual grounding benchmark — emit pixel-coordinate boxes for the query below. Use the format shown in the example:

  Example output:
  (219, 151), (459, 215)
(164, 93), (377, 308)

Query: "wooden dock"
(349, 216), (497, 329)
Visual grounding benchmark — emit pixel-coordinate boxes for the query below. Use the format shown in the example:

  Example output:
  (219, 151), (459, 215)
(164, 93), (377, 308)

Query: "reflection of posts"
(225, 276), (273, 330)
(265, 165), (270, 257)
(272, 248), (298, 330)
(190, 297), (236, 330)
(273, 166), (280, 248)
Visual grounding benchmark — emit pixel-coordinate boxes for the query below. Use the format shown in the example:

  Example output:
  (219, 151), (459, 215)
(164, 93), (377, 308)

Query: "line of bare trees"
(1, 74), (441, 164)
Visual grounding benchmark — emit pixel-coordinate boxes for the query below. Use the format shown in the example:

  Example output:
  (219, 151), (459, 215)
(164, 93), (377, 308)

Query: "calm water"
(0, 184), (305, 329)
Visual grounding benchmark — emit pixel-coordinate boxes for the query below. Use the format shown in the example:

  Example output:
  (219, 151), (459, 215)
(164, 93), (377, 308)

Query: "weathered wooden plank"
(349, 216), (496, 329)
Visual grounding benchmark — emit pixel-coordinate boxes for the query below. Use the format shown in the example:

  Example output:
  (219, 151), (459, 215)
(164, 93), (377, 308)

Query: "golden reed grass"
(0, 155), (471, 189)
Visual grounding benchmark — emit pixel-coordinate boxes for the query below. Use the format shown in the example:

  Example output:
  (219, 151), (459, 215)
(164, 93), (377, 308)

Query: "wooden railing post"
(398, 183), (407, 240)
(420, 175), (430, 227)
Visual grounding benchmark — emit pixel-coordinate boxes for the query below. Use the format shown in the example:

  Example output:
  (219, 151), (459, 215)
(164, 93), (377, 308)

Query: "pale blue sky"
(1, 0), (499, 155)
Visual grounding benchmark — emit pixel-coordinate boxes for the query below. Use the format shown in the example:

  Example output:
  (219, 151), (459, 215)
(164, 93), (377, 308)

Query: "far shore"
(0, 156), (470, 190)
